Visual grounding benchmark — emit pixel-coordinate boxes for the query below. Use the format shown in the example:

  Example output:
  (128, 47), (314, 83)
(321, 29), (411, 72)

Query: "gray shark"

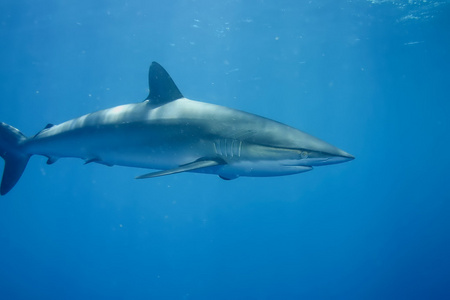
(0, 62), (354, 195)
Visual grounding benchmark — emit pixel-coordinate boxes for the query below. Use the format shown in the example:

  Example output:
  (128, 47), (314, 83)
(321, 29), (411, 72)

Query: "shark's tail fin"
(0, 122), (30, 195)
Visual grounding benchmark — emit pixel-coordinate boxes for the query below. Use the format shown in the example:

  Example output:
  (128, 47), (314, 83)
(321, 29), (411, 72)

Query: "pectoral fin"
(136, 159), (224, 179)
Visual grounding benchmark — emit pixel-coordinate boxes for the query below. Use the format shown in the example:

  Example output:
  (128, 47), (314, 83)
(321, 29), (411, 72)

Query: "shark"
(0, 62), (354, 195)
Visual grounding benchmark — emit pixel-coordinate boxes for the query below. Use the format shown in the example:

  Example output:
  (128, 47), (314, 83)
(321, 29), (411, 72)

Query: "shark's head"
(220, 123), (354, 178)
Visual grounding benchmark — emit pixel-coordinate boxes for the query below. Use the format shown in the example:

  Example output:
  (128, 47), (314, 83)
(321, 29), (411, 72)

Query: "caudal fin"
(0, 122), (30, 195)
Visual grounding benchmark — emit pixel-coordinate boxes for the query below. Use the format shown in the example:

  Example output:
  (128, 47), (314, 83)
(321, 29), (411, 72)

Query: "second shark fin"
(135, 159), (223, 179)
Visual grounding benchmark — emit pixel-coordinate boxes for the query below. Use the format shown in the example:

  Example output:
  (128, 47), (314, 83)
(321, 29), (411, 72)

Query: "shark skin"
(0, 62), (354, 195)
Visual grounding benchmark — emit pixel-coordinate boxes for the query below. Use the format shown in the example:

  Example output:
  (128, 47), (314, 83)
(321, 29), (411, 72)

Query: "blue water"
(1, 0), (449, 299)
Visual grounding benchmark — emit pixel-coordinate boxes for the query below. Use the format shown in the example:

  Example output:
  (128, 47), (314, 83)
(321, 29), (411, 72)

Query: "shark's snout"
(325, 150), (355, 165)
(299, 140), (354, 167)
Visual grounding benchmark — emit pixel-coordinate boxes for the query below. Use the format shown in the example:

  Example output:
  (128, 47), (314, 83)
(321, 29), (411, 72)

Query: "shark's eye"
(300, 151), (308, 159)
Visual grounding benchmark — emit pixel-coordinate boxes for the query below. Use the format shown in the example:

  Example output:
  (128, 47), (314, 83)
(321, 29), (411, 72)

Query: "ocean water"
(1, 0), (449, 299)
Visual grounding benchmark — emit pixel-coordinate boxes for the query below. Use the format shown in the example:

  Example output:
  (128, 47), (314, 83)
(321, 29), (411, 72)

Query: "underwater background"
(1, 0), (449, 299)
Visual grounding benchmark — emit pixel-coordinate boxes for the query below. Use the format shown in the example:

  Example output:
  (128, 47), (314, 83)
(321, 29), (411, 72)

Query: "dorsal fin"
(146, 62), (183, 104)
(33, 123), (55, 138)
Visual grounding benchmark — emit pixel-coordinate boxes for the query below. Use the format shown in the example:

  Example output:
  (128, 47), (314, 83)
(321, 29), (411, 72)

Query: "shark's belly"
(25, 123), (216, 170)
